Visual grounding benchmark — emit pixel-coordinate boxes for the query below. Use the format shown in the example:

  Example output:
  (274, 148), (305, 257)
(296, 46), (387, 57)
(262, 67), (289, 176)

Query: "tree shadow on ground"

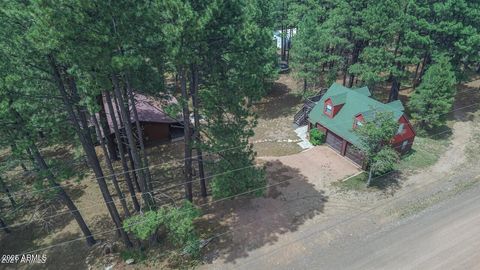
(254, 82), (302, 120)
(451, 82), (480, 122)
(28, 231), (89, 270)
(419, 124), (453, 140)
(0, 209), (77, 260)
(369, 171), (402, 196)
(199, 160), (328, 264)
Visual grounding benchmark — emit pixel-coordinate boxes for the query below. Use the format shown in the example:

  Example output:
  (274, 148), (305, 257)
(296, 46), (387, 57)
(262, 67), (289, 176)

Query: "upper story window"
(356, 120), (363, 127)
(397, 123), (405, 135)
(325, 104), (333, 114)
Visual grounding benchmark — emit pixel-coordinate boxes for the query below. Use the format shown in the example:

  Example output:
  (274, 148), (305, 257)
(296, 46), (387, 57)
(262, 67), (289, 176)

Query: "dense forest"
(0, 0), (479, 267)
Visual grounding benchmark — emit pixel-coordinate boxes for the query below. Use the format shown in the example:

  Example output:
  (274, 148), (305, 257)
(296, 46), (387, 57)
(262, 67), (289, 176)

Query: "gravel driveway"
(260, 146), (361, 190)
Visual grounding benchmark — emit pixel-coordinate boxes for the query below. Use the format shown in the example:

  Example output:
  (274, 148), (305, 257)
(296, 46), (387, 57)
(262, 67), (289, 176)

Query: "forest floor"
(252, 74), (304, 157)
(1, 74), (479, 270)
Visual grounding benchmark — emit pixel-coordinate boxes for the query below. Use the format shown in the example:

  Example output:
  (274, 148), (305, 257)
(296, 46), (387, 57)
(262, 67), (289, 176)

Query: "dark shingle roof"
(95, 92), (180, 137)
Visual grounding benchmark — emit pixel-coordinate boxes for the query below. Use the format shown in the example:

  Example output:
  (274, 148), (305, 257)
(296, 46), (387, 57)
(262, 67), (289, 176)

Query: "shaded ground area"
(199, 147), (358, 266)
(200, 160), (328, 264)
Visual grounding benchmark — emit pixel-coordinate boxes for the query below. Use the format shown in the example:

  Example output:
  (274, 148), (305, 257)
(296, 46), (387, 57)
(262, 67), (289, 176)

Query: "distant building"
(273, 28), (296, 49)
(94, 92), (183, 147)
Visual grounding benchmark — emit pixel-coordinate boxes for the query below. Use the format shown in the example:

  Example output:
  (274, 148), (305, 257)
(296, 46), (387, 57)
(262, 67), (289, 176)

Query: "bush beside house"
(309, 128), (325, 145)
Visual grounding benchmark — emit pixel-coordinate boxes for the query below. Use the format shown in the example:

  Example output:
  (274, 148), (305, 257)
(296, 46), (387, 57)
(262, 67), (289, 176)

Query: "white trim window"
(356, 120), (363, 127)
(401, 140), (409, 150)
(325, 104), (333, 114)
(397, 123), (405, 135)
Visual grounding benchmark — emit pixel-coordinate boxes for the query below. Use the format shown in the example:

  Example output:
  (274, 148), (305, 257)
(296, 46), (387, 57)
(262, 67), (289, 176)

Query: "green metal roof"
(329, 93), (347, 105)
(308, 83), (405, 147)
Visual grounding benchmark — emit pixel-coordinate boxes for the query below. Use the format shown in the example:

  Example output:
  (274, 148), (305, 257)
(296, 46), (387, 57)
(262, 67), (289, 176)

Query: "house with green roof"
(308, 83), (416, 167)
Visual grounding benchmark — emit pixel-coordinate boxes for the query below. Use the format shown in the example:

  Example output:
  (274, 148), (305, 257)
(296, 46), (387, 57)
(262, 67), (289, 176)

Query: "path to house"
(251, 74), (305, 156)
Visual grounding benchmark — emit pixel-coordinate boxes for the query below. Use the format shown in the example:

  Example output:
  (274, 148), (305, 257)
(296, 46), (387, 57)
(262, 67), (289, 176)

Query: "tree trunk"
(347, 41), (363, 88)
(415, 52), (431, 87)
(112, 74), (152, 209)
(127, 147), (142, 193)
(388, 76), (400, 102)
(366, 166), (373, 187)
(0, 176), (16, 208)
(412, 61), (421, 88)
(30, 144), (96, 246)
(281, 24), (285, 61)
(48, 55), (132, 248)
(124, 78), (153, 193)
(105, 91), (140, 212)
(20, 162), (28, 172)
(180, 70), (193, 202)
(190, 65), (207, 197)
(0, 216), (10, 234)
(111, 91), (142, 194)
(96, 95), (118, 161)
(9, 99), (96, 246)
(91, 115), (131, 217)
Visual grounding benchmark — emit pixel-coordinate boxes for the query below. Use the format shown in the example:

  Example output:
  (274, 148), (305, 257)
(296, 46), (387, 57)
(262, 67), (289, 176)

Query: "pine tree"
(409, 55), (457, 129)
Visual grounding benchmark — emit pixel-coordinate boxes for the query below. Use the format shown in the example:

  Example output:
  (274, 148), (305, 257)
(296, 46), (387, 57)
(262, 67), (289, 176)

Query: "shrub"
(123, 201), (202, 257)
(309, 128), (325, 145)
(120, 248), (147, 263)
(157, 201), (201, 256)
(123, 210), (161, 240)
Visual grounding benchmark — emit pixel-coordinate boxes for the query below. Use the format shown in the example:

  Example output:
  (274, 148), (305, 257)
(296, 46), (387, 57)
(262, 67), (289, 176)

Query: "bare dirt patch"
(252, 74), (304, 157)
(198, 146), (359, 264)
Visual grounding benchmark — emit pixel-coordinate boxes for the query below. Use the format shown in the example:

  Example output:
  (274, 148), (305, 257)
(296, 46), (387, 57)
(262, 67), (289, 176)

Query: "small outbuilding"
(98, 92), (184, 147)
(308, 83), (416, 167)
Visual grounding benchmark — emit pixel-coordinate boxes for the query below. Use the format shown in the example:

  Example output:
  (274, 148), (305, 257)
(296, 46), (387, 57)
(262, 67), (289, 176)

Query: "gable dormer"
(323, 93), (346, 118)
(324, 98), (334, 117)
(353, 113), (365, 129)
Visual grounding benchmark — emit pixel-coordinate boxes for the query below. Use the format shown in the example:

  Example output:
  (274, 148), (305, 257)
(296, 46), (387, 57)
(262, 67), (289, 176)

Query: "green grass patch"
(397, 136), (450, 171)
(332, 172), (368, 191)
(332, 136), (450, 192)
(120, 248), (147, 263)
(393, 177), (480, 218)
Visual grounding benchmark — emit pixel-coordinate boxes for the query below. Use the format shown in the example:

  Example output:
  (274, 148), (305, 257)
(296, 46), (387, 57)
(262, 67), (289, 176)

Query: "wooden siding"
(392, 115), (415, 144)
(142, 122), (170, 143)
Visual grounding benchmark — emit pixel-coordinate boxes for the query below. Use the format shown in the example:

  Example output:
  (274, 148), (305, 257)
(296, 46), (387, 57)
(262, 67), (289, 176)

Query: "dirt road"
(233, 182), (480, 270)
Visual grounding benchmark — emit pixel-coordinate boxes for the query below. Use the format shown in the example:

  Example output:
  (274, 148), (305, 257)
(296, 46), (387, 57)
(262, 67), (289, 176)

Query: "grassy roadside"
(333, 135), (450, 191)
(396, 135), (450, 171)
(332, 172), (369, 191)
(390, 176), (480, 219)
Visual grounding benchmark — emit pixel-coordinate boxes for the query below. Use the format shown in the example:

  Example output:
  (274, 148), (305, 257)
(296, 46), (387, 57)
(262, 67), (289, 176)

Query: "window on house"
(325, 104), (333, 114)
(401, 140), (409, 150)
(397, 123), (405, 135)
(355, 120), (363, 128)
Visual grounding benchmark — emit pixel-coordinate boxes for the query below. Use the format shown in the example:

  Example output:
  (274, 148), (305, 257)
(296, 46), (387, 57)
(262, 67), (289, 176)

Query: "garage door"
(326, 131), (343, 153)
(345, 143), (364, 166)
